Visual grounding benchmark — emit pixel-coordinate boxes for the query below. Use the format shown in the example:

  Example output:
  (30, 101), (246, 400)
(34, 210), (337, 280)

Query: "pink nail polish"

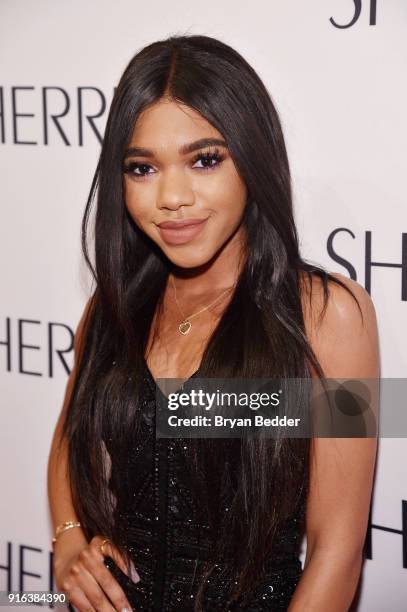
(129, 561), (141, 583)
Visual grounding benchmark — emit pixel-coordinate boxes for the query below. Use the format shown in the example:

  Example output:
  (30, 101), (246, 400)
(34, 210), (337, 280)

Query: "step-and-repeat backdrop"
(1, 1), (406, 610)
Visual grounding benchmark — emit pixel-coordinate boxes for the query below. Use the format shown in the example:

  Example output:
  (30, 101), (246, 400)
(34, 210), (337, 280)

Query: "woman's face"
(123, 98), (248, 269)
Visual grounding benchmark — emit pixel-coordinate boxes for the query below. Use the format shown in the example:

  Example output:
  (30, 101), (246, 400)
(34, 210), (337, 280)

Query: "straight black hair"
(60, 33), (361, 609)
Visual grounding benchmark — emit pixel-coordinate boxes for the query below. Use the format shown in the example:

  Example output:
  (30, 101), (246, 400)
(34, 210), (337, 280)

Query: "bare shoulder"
(299, 269), (375, 329)
(299, 270), (380, 378)
(55, 295), (97, 434)
(73, 294), (96, 364)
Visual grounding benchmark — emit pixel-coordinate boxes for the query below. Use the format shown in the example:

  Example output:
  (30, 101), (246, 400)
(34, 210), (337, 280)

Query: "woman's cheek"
(125, 201), (148, 233)
(125, 189), (149, 218)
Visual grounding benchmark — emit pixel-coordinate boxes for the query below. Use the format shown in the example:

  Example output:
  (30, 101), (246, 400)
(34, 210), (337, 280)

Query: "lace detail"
(105, 363), (306, 611)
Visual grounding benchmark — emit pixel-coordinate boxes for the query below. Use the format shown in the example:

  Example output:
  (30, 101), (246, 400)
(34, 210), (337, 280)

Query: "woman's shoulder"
(298, 270), (380, 378)
(299, 269), (375, 329)
(73, 293), (97, 365)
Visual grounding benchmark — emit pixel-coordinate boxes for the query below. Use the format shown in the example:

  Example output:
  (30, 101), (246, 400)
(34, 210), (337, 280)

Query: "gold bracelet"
(52, 521), (82, 545)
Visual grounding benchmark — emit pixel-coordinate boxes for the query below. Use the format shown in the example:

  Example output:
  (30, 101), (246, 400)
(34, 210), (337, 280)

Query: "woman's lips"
(157, 218), (208, 245)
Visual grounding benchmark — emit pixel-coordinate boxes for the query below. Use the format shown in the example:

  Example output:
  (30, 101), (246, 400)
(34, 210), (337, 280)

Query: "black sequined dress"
(104, 361), (307, 611)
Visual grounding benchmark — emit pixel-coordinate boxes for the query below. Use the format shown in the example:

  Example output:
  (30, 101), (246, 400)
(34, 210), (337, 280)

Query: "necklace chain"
(170, 275), (235, 334)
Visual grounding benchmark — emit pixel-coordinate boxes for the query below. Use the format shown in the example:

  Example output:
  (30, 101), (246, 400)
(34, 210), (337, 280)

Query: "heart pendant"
(179, 320), (192, 335)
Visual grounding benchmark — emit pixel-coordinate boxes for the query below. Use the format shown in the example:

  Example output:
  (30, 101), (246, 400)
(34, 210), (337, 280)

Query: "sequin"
(105, 362), (306, 611)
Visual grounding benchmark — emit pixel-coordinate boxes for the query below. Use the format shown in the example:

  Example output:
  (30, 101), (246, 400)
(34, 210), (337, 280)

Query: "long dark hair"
(60, 33), (361, 608)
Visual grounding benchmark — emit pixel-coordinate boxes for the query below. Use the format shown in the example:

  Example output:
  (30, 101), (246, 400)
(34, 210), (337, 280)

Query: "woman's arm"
(47, 298), (137, 611)
(47, 298), (94, 570)
(288, 273), (380, 611)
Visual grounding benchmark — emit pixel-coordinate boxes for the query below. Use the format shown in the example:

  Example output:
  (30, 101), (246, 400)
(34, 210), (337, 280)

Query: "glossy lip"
(157, 217), (208, 229)
(157, 217), (208, 245)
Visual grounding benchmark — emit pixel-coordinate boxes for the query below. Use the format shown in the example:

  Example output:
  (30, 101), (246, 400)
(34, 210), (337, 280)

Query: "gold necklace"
(170, 275), (235, 335)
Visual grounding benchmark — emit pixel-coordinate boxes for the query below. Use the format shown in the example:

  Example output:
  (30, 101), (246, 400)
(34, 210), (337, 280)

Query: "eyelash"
(123, 148), (225, 180)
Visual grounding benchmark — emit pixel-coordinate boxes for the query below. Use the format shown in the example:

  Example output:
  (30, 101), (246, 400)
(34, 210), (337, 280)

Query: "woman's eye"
(123, 162), (154, 178)
(192, 150), (223, 170)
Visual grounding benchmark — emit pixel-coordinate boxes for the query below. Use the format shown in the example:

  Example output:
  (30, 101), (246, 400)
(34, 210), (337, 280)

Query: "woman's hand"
(54, 534), (140, 612)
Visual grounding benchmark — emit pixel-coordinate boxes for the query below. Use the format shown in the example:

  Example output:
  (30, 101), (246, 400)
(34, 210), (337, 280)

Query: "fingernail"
(129, 561), (141, 583)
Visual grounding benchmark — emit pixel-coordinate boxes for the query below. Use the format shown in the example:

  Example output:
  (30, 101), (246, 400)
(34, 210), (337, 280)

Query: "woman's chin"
(164, 248), (215, 271)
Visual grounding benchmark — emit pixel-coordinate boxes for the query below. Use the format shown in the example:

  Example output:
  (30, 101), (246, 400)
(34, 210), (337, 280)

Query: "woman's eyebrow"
(124, 137), (228, 159)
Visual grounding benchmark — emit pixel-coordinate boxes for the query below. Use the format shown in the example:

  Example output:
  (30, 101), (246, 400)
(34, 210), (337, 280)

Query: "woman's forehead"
(128, 99), (222, 148)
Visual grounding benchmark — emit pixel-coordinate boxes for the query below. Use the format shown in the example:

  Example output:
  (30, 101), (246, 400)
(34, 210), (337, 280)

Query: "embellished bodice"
(105, 363), (306, 611)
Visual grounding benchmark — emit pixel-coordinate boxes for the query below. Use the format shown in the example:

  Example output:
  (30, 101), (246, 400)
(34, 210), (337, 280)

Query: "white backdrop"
(0, 1), (406, 610)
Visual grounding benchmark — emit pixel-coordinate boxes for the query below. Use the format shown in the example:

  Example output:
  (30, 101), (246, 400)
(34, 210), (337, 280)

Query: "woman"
(48, 34), (380, 611)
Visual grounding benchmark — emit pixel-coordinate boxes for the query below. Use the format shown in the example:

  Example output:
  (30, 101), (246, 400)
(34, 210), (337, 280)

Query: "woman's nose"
(156, 168), (195, 211)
